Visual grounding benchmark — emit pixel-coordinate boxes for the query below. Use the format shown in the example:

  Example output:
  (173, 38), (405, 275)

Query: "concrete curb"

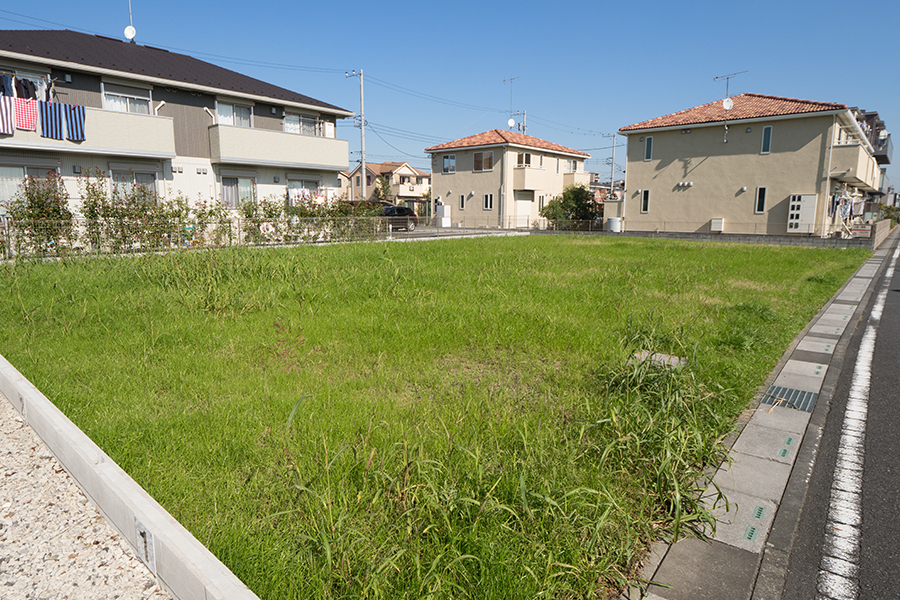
(0, 354), (260, 600)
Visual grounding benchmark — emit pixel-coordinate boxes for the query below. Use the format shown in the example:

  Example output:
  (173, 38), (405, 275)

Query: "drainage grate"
(778, 448), (789, 458)
(752, 506), (766, 520)
(761, 385), (818, 412)
(785, 437), (794, 445)
(744, 526), (758, 541)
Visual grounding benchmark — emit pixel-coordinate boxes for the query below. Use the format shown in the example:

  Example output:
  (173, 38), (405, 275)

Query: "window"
(443, 155), (456, 173)
(355, 175), (360, 186)
(222, 177), (255, 208)
(566, 159), (578, 173)
(217, 102), (251, 127)
(644, 137), (653, 161)
(112, 171), (156, 196)
(0, 165), (59, 208)
(366, 175), (372, 186)
(400, 175), (411, 184)
(539, 195), (545, 211)
(103, 83), (150, 114)
(459, 194), (465, 211)
(416, 177), (423, 184)
(284, 114), (320, 136)
(287, 180), (318, 206)
(483, 193), (493, 210)
(755, 187), (767, 214)
(761, 126), (772, 154)
(517, 152), (532, 167)
(640, 189), (650, 213)
(474, 151), (493, 172)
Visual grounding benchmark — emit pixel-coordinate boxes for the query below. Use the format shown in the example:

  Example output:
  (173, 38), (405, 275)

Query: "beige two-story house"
(612, 93), (891, 236)
(425, 129), (590, 228)
(0, 29), (353, 213)
(346, 161), (430, 207)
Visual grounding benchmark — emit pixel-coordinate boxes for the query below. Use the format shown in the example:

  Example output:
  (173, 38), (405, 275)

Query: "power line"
(366, 124), (430, 160)
(528, 115), (605, 136)
(366, 75), (506, 113)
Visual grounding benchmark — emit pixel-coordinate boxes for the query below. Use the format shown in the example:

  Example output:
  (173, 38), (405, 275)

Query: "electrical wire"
(366, 75), (506, 113)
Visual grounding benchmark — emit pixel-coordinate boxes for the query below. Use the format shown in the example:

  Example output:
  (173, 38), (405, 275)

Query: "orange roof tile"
(425, 129), (590, 157)
(619, 93), (848, 132)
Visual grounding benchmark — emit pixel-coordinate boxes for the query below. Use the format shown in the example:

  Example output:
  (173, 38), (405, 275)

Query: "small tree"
(7, 171), (74, 256)
(371, 176), (394, 204)
(539, 184), (599, 228)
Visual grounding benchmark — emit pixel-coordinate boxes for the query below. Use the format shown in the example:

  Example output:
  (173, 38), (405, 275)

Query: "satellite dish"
(722, 98), (734, 111)
(508, 118), (516, 128)
(124, 25), (136, 40)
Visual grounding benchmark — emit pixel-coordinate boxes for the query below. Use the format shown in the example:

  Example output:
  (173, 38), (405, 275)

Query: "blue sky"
(3, 1), (898, 181)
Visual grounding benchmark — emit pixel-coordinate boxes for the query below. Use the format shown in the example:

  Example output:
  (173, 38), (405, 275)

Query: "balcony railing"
(0, 107), (175, 159)
(563, 171), (591, 187)
(391, 182), (430, 197)
(209, 125), (348, 171)
(831, 143), (879, 191)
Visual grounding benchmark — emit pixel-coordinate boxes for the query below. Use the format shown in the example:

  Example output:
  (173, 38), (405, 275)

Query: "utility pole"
(511, 110), (527, 135)
(602, 133), (617, 202)
(346, 69), (366, 200)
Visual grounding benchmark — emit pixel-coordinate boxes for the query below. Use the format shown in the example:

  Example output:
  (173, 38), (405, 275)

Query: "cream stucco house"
(425, 129), (590, 228)
(612, 93), (891, 236)
(346, 161), (431, 208)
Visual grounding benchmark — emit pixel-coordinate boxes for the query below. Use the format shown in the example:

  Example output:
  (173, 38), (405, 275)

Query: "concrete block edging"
(0, 353), (259, 600)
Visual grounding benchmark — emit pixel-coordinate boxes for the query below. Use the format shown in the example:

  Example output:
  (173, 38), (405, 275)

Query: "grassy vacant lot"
(0, 236), (867, 599)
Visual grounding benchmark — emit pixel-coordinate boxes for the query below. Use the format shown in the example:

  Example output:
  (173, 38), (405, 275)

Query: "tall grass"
(0, 236), (867, 598)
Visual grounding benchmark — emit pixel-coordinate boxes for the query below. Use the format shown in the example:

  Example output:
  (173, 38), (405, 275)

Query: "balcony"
(512, 166), (542, 190)
(391, 182), (430, 198)
(209, 125), (348, 171)
(831, 143), (879, 191)
(0, 107), (175, 159)
(563, 171), (591, 187)
(873, 132), (892, 165)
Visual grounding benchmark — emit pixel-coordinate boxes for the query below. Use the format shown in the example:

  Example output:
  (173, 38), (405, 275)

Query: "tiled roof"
(619, 93), (848, 132)
(425, 129), (590, 157)
(0, 29), (349, 113)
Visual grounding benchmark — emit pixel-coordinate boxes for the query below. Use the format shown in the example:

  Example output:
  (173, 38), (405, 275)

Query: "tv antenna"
(508, 110), (527, 134)
(713, 70), (747, 98)
(124, 0), (136, 43)
(503, 76), (520, 120)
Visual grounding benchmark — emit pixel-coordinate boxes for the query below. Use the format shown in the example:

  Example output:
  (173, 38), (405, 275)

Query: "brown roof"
(0, 29), (349, 114)
(619, 93), (848, 132)
(425, 129), (590, 157)
(363, 162), (430, 178)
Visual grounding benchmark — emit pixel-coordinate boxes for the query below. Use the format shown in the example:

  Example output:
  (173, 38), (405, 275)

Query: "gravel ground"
(0, 394), (172, 600)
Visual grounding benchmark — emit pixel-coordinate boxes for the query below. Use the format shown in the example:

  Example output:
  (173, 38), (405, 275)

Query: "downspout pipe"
(822, 114), (836, 237)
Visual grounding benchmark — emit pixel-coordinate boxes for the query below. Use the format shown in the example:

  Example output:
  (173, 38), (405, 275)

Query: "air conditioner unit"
(710, 218), (724, 233)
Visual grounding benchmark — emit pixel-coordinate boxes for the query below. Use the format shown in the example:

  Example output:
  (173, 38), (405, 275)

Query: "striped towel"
(64, 104), (85, 141)
(39, 101), (64, 140)
(0, 96), (13, 135)
(14, 97), (36, 130)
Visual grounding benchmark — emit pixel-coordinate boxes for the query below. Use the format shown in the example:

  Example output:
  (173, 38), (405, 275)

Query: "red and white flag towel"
(14, 97), (36, 131)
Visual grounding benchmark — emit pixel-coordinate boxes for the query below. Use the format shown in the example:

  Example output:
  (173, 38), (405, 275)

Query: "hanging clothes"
(64, 104), (85, 141)
(0, 74), (13, 97)
(14, 97), (36, 130)
(36, 79), (48, 103)
(39, 101), (63, 140)
(0, 96), (13, 135)
(15, 77), (36, 99)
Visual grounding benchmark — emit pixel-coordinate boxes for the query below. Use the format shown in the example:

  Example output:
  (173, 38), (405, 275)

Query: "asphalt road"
(781, 244), (900, 600)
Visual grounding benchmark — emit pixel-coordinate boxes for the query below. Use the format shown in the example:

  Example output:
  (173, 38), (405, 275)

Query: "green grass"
(0, 236), (867, 598)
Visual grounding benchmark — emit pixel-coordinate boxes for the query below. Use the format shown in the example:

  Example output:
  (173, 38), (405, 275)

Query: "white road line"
(816, 248), (899, 600)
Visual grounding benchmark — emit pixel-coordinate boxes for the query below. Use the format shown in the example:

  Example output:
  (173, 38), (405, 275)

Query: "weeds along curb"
(0, 353), (260, 600)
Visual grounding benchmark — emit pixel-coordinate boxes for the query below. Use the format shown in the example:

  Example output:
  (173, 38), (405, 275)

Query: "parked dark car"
(380, 205), (418, 231)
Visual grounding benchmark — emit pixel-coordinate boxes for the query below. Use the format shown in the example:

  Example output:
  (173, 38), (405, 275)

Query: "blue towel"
(39, 101), (64, 140)
(64, 104), (85, 141)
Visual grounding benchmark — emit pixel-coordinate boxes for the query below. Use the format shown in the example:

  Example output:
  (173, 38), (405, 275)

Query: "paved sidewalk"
(623, 229), (900, 600)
